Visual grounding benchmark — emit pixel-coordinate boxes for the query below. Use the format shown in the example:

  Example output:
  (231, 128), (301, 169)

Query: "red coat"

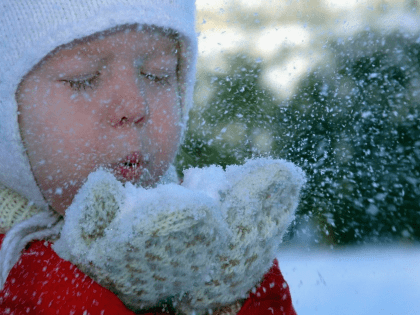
(0, 235), (296, 315)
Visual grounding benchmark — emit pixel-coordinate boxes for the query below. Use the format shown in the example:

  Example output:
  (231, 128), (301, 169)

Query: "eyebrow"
(57, 48), (114, 69)
(67, 47), (112, 60)
(75, 49), (92, 58)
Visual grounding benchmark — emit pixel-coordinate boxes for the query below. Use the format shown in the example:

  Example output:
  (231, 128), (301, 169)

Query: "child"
(0, 1), (303, 314)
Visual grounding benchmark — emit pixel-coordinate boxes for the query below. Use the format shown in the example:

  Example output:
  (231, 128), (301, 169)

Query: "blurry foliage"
(178, 55), (279, 167)
(176, 30), (420, 245)
(280, 30), (420, 244)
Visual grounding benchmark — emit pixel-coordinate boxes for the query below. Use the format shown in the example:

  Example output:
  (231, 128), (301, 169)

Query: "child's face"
(17, 26), (182, 214)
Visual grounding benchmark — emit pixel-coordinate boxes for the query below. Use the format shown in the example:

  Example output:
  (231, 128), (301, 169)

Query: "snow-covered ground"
(277, 245), (420, 315)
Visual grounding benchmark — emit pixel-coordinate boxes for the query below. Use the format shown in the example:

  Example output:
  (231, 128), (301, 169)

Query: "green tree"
(176, 30), (420, 245)
(279, 30), (420, 244)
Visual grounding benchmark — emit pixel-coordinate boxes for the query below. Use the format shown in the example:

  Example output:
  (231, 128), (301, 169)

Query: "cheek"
(19, 85), (103, 176)
(148, 97), (182, 162)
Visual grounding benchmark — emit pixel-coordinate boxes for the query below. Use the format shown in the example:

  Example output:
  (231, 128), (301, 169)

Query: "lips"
(110, 152), (148, 183)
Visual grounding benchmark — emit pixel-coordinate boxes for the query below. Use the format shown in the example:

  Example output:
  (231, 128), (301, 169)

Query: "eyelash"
(141, 72), (171, 86)
(60, 70), (172, 92)
(60, 71), (101, 91)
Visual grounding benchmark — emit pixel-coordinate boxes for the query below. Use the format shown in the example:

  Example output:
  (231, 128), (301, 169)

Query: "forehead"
(37, 25), (179, 70)
(78, 26), (177, 54)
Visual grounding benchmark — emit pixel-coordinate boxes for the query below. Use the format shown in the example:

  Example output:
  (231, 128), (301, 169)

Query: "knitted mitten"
(53, 158), (305, 315)
(177, 158), (305, 313)
(54, 169), (230, 312)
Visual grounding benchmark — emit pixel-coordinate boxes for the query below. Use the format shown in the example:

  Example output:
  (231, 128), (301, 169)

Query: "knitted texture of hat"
(0, 184), (63, 289)
(0, 0), (197, 210)
(53, 158), (305, 314)
(0, 184), (43, 232)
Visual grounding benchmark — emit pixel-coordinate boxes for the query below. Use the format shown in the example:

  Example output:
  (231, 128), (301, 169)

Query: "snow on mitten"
(53, 169), (231, 312)
(54, 159), (305, 315)
(177, 158), (305, 314)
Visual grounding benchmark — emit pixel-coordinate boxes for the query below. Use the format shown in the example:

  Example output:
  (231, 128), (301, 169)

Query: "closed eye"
(140, 72), (171, 86)
(59, 71), (101, 91)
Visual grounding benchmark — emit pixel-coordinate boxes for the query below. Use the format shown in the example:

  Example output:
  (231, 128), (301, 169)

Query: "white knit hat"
(0, 0), (197, 210)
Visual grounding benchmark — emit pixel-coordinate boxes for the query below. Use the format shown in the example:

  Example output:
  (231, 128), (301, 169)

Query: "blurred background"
(175, 1), (420, 313)
(176, 0), (420, 247)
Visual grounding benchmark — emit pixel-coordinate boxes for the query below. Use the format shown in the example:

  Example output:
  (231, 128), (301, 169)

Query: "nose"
(106, 64), (149, 128)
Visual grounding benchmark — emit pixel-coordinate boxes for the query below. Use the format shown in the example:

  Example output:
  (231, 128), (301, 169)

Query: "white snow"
(182, 164), (229, 201)
(278, 245), (420, 315)
(54, 158), (306, 311)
